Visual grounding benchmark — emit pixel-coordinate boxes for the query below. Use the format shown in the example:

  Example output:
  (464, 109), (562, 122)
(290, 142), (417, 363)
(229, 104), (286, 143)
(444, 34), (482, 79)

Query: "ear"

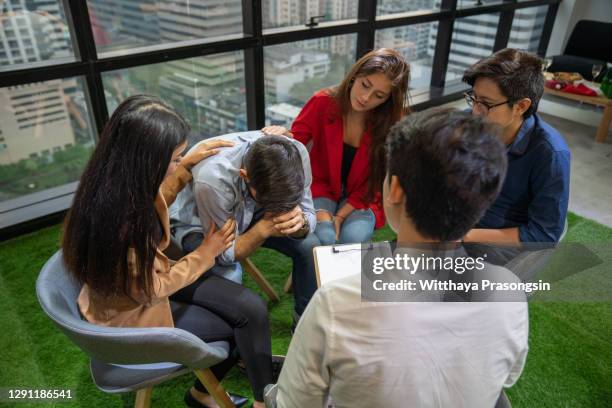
(387, 175), (405, 205)
(239, 168), (248, 180)
(514, 97), (532, 117)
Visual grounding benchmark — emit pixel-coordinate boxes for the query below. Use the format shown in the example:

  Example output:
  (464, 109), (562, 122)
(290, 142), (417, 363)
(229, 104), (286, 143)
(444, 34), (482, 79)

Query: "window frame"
(0, 0), (562, 235)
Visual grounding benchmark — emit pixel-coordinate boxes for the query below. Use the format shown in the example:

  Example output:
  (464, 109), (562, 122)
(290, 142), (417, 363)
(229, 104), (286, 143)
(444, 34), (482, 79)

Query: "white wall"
(546, 0), (612, 56)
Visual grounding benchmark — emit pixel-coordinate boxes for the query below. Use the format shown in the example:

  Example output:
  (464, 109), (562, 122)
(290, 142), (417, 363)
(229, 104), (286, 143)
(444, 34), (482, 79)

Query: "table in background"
(544, 87), (611, 143)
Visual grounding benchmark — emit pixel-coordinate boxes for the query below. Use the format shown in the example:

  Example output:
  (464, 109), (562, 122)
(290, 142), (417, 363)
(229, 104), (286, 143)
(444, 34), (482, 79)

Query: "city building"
(1, 2), (610, 406)
(0, 80), (76, 165)
(265, 102), (302, 128)
(265, 44), (331, 104)
(0, 0), (79, 167)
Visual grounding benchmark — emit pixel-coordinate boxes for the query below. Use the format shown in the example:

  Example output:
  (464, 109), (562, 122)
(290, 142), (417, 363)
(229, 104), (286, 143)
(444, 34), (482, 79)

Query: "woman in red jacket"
(263, 48), (409, 244)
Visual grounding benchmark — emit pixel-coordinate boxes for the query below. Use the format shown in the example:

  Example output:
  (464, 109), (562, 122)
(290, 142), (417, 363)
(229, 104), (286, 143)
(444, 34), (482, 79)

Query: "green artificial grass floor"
(0, 212), (610, 407)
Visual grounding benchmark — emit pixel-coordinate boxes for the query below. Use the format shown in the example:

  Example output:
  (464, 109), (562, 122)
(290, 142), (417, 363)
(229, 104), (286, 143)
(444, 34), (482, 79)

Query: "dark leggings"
(170, 274), (272, 401)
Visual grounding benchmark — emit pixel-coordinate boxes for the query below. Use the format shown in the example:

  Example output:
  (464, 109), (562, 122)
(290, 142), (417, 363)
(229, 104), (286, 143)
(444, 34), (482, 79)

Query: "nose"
(360, 91), (373, 104)
(472, 103), (487, 116)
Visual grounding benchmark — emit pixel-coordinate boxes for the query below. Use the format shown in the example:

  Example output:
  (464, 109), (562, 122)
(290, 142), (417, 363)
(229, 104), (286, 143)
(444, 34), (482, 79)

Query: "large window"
(376, 0), (439, 16)
(264, 35), (357, 128)
(508, 6), (548, 54)
(375, 23), (436, 92)
(0, 1), (75, 70)
(103, 51), (246, 140)
(457, 0), (504, 9)
(87, 0), (244, 55)
(445, 13), (501, 83)
(0, 0), (562, 230)
(262, 0), (358, 30)
(0, 77), (95, 218)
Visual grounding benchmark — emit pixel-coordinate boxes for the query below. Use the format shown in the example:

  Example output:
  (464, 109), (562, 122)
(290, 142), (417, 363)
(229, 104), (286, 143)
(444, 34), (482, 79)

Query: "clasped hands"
(259, 205), (306, 238)
(317, 211), (345, 241)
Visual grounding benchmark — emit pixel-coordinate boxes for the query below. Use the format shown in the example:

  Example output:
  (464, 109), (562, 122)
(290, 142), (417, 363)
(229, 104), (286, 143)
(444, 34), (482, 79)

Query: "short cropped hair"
(244, 136), (305, 214)
(462, 48), (544, 119)
(386, 108), (507, 241)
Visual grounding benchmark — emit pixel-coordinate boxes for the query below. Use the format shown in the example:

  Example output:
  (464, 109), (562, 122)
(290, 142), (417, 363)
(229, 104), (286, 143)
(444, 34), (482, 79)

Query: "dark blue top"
(477, 114), (571, 243)
(341, 142), (357, 195)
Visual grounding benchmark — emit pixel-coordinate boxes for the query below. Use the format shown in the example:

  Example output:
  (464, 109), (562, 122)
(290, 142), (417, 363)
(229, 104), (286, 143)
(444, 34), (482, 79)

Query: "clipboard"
(313, 243), (366, 287)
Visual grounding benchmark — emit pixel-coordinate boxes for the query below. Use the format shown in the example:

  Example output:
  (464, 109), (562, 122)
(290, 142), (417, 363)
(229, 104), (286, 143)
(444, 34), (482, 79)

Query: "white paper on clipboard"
(313, 243), (364, 287)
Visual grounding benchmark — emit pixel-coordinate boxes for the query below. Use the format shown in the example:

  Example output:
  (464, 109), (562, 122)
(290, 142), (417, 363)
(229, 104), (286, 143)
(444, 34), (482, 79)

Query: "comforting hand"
(261, 126), (292, 137)
(198, 218), (236, 259)
(181, 139), (234, 169)
(272, 205), (305, 235)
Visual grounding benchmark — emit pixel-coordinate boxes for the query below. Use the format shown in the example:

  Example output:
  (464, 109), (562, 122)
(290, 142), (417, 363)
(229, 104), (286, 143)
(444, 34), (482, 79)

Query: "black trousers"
(170, 274), (272, 401)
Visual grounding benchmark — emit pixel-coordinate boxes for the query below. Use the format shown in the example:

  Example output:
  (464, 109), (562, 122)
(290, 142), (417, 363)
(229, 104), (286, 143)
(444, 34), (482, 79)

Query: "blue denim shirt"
(477, 114), (571, 243)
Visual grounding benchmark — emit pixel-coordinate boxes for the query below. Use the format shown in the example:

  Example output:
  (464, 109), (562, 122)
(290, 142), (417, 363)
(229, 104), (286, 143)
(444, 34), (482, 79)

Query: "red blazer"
(292, 91), (385, 228)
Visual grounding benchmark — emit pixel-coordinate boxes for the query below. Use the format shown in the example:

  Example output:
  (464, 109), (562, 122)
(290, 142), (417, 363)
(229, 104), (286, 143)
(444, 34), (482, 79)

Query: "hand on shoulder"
(181, 139), (235, 169)
(261, 126), (293, 138)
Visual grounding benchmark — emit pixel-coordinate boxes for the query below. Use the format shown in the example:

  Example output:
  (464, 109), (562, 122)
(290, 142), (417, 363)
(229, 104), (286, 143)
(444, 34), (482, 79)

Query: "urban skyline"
(1, 0), (548, 206)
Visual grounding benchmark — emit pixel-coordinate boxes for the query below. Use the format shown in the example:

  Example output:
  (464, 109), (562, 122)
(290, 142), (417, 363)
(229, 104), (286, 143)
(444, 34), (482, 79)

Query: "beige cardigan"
(78, 164), (213, 328)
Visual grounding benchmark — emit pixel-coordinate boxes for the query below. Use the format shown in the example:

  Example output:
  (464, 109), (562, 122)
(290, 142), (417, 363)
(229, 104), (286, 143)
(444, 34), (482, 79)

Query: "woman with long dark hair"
(262, 48), (409, 245)
(63, 95), (271, 408)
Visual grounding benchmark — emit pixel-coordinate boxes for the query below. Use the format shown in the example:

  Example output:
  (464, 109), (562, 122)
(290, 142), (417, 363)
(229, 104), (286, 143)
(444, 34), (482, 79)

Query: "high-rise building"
(265, 44), (331, 104)
(87, 0), (160, 52)
(375, 1), (435, 62)
(265, 102), (302, 128)
(375, 1), (435, 89)
(323, 0), (358, 54)
(263, 0), (321, 29)
(1, 0), (71, 67)
(89, 0), (246, 136)
(0, 80), (76, 165)
(0, 1), (78, 166)
(263, 0), (358, 56)
(430, 0), (547, 83)
(507, 6), (548, 53)
(195, 90), (248, 139)
(156, 0), (245, 137)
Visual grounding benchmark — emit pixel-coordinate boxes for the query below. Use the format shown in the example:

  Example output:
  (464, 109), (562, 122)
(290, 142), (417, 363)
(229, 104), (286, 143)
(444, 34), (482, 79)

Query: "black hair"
(244, 136), (305, 214)
(62, 95), (190, 300)
(462, 48), (544, 118)
(386, 108), (507, 241)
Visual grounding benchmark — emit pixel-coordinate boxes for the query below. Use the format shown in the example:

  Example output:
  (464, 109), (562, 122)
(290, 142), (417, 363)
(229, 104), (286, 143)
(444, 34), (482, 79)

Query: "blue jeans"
(314, 197), (376, 246)
(261, 233), (320, 317)
(181, 214), (320, 317)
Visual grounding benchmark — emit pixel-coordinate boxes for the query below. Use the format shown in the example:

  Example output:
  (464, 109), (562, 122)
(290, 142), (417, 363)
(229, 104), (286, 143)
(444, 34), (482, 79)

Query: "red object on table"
(562, 83), (598, 97)
(545, 79), (566, 90)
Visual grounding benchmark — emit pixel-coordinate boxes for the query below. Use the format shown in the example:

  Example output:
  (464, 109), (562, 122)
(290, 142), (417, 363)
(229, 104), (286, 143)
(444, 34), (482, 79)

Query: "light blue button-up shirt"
(170, 131), (315, 280)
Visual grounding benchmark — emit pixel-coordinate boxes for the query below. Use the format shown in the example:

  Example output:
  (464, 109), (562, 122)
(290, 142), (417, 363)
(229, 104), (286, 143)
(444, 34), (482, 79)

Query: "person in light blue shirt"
(170, 132), (319, 321)
(461, 48), (571, 248)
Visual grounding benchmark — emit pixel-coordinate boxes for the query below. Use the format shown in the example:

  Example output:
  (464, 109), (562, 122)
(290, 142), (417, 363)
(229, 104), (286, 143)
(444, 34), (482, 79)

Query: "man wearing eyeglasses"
(461, 48), (570, 262)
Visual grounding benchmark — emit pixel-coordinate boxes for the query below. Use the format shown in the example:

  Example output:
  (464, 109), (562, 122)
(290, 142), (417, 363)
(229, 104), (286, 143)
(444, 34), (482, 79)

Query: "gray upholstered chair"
(35, 250), (236, 408)
(548, 20), (612, 81)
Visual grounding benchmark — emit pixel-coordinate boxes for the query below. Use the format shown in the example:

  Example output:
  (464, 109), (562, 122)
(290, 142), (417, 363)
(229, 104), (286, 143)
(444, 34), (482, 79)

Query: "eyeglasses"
(464, 91), (509, 114)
